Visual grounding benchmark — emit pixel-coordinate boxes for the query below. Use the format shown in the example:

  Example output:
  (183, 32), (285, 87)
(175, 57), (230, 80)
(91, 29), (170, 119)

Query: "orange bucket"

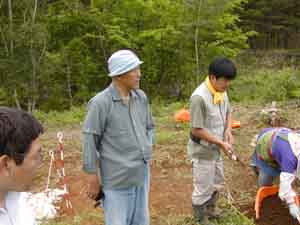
(174, 109), (190, 122)
(231, 120), (241, 129)
(174, 109), (241, 129)
(255, 185), (299, 219)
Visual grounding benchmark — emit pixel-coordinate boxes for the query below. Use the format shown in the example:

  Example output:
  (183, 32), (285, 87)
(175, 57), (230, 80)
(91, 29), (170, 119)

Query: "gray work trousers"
(192, 158), (224, 205)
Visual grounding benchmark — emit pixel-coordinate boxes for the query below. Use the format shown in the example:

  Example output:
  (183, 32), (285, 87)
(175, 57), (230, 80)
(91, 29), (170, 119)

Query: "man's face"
(119, 67), (141, 90)
(210, 75), (231, 92)
(9, 137), (43, 191)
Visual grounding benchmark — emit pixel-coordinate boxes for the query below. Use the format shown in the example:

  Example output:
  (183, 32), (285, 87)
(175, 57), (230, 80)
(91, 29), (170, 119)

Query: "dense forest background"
(0, 0), (299, 111)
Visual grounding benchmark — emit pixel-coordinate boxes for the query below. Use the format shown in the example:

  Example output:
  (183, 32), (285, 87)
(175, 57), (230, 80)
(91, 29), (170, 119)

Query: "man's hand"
(224, 129), (234, 145)
(219, 141), (233, 158)
(94, 186), (105, 208)
(86, 174), (101, 200)
(289, 203), (300, 220)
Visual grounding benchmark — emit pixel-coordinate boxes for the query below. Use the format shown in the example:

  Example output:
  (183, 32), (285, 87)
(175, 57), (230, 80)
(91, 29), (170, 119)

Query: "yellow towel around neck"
(205, 76), (224, 104)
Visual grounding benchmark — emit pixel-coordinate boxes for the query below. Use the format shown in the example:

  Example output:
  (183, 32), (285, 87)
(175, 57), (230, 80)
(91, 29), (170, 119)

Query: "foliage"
(0, 0), (251, 111)
(33, 106), (85, 126)
(0, 88), (7, 105)
(229, 67), (300, 103)
(32, 66), (300, 128)
(0, 0), (48, 111)
(153, 204), (254, 225)
(237, 0), (300, 49)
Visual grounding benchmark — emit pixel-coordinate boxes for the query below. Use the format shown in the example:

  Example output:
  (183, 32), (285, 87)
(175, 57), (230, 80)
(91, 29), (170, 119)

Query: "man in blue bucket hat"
(251, 127), (300, 221)
(82, 50), (155, 225)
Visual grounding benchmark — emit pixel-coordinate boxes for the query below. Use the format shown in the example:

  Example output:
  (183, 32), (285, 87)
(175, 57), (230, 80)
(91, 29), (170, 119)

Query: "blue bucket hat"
(108, 50), (143, 77)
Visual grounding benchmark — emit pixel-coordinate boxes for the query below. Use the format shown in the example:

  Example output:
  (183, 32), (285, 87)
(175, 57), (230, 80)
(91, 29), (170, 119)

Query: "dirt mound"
(241, 195), (299, 225)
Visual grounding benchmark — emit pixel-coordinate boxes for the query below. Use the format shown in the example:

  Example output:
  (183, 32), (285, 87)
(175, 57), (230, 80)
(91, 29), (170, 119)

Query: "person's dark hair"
(208, 57), (237, 80)
(0, 107), (43, 165)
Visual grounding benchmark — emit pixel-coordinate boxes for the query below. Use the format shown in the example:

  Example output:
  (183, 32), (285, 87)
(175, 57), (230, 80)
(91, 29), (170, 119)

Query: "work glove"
(288, 203), (300, 219)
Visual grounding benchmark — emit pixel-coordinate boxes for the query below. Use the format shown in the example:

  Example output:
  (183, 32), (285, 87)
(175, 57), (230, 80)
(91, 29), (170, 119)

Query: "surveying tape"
(45, 132), (74, 216)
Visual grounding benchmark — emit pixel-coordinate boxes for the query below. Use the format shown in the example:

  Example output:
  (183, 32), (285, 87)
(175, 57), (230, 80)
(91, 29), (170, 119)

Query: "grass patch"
(34, 106), (86, 126)
(151, 203), (254, 225)
(40, 210), (104, 225)
(151, 101), (190, 146)
(230, 67), (300, 103)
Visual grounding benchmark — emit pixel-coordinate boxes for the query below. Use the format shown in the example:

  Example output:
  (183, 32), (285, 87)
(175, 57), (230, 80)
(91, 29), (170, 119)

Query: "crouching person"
(0, 107), (44, 225)
(251, 127), (300, 221)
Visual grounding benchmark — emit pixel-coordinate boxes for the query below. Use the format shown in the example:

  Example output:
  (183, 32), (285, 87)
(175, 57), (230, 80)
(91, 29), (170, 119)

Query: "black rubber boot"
(192, 204), (214, 225)
(206, 191), (222, 219)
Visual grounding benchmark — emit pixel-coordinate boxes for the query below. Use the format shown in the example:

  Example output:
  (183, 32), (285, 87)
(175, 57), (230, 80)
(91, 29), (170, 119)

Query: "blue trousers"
(251, 152), (279, 187)
(102, 163), (150, 225)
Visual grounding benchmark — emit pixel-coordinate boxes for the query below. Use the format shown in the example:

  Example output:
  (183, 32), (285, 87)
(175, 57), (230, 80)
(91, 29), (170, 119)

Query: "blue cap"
(108, 50), (143, 77)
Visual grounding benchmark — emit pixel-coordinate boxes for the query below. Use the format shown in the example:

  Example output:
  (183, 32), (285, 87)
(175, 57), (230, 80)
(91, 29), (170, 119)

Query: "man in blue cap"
(82, 50), (155, 225)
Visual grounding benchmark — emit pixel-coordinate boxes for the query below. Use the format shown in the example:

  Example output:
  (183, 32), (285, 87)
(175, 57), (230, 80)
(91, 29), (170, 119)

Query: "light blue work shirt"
(82, 83), (155, 188)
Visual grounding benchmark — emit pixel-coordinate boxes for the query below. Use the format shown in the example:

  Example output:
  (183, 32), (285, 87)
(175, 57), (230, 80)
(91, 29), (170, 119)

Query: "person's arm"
(191, 128), (233, 157)
(279, 172), (297, 204)
(190, 95), (233, 156)
(224, 112), (234, 145)
(224, 93), (234, 145)
(82, 133), (100, 174)
(146, 101), (155, 145)
(279, 172), (300, 220)
(82, 133), (101, 200)
(82, 100), (106, 200)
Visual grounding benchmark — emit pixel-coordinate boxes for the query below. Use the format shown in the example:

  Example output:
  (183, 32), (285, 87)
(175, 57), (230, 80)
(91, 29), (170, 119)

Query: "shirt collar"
(109, 83), (138, 101)
(205, 77), (224, 104)
(1, 192), (36, 225)
(2, 192), (21, 209)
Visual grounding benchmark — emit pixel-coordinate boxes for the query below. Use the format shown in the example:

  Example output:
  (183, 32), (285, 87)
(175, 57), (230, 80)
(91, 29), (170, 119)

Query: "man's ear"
(0, 155), (13, 177)
(112, 76), (121, 82)
(208, 74), (216, 82)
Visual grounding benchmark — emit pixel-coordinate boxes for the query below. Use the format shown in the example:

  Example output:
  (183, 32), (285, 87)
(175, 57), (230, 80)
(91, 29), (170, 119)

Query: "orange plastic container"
(255, 185), (299, 219)
(174, 109), (190, 122)
(174, 109), (241, 129)
(231, 120), (241, 129)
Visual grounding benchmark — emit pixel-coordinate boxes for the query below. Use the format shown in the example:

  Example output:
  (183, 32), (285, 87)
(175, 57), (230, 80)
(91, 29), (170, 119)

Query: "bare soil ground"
(37, 101), (300, 225)
(241, 195), (300, 225)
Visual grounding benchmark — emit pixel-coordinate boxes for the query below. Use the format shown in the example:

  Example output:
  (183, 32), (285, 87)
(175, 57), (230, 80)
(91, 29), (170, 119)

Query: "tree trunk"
(13, 89), (21, 110)
(29, 0), (38, 112)
(98, 30), (108, 70)
(30, 48), (37, 112)
(32, 0), (38, 22)
(194, 0), (203, 84)
(7, 0), (13, 55)
(0, 27), (9, 55)
(194, 28), (200, 83)
(66, 59), (73, 108)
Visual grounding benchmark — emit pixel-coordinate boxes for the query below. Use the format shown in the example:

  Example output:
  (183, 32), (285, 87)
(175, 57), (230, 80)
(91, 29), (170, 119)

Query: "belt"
(190, 132), (201, 144)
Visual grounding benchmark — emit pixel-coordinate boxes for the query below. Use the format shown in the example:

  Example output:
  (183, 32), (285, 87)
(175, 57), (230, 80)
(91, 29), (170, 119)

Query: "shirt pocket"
(106, 110), (130, 134)
(106, 129), (137, 152)
(104, 103), (139, 151)
(207, 112), (223, 129)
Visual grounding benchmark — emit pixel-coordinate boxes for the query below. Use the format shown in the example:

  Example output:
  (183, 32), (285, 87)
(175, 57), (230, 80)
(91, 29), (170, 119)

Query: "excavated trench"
(241, 195), (299, 225)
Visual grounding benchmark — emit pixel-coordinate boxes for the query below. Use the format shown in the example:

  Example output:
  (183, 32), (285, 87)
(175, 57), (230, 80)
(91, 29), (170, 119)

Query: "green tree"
(0, 0), (252, 111)
(0, 0), (48, 111)
(237, 0), (300, 49)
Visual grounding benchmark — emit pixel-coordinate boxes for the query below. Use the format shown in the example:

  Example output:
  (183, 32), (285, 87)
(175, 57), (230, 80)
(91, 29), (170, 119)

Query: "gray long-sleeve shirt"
(82, 83), (155, 189)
